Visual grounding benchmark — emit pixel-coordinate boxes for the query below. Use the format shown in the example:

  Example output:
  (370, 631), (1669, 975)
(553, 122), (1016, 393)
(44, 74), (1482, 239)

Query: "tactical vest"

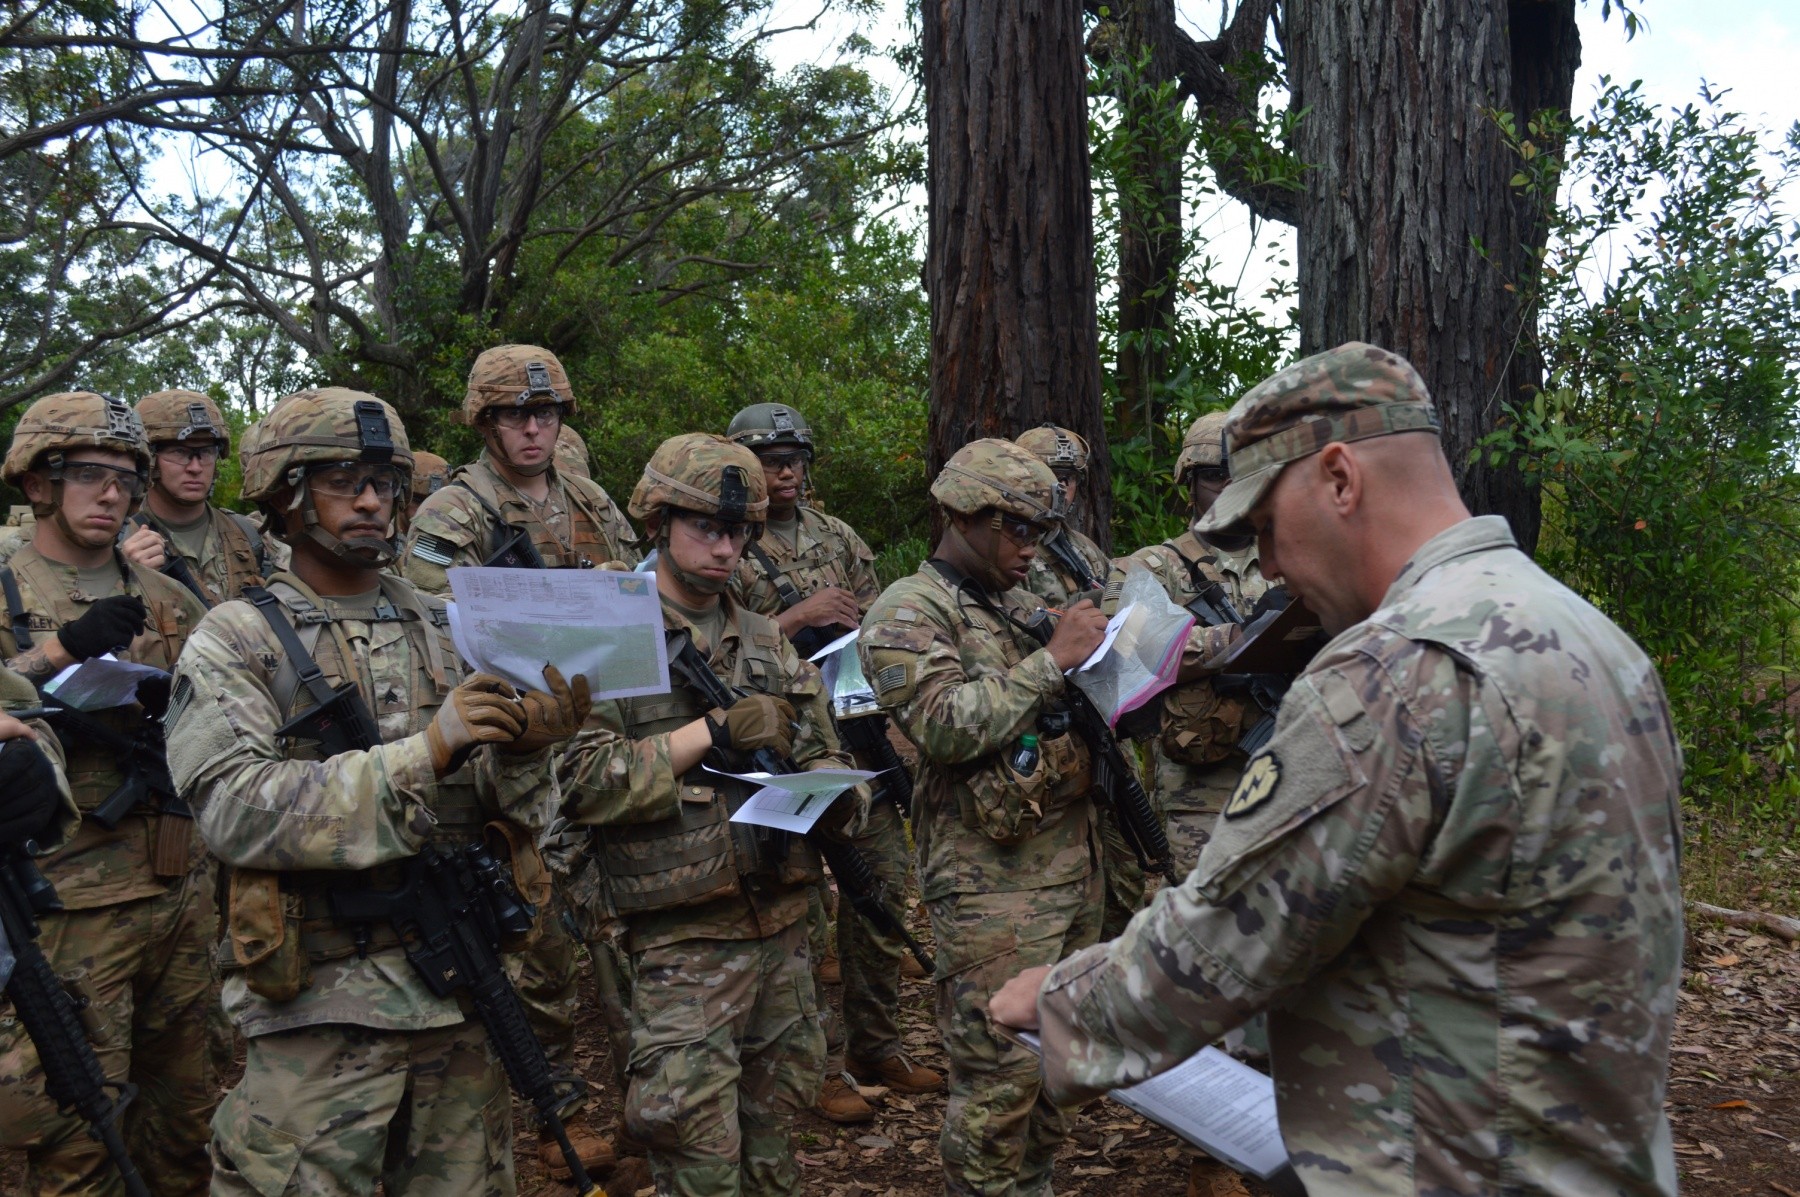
(589, 608), (821, 914)
(454, 458), (632, 569)
(133, 506), (267, 607)
(247, 573), (492, 961)
(0, 547), (193, 813)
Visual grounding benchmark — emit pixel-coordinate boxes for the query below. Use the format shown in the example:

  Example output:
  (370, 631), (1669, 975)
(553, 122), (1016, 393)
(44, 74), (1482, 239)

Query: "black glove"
(135, 674), (172, 718)
(0, 738), (63, 847)
(57, 595), (148, 661)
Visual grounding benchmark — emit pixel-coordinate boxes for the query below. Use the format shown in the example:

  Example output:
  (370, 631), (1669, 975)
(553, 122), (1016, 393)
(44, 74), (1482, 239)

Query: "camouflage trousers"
(1097, 806), (1148, 940)
(929, 873), (1103, 1197)
(209, 1020), (512, 1197)
(807, 796), (913, 1064)
(0, 873), (216, 1197)
(505, 891), (585, 1117)
(625, 920), (825, 1197)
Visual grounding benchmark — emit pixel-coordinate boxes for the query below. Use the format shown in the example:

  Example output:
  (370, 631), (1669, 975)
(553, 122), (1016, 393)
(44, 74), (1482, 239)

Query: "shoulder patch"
(874, 662), (909, 696)
(1224, 751), (1281, 819)
(411, 533), (457, 566)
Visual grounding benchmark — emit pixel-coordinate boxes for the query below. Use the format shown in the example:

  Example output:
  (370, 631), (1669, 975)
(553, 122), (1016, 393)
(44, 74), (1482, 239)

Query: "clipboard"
(1214, 593), (1327, 675)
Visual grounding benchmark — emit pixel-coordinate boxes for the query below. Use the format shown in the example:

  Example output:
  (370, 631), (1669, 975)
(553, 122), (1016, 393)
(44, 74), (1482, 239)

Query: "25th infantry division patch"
(1224, 751), (1281, 819)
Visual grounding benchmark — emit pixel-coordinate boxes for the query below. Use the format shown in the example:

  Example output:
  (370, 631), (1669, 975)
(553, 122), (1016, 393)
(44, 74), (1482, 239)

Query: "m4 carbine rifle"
(1041, 529), (1101, 594)
(12, 698), (190, 837)
(1, 850), (152, 1197)
(664, 628), (935, 975)
(262, 620), (604, 1197)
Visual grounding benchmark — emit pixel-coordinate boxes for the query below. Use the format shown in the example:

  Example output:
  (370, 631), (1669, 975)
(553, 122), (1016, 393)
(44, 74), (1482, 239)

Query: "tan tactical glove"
(707, 694), (797, 759)
(499, 664), (594, 755)
(427, 674), (526, 775)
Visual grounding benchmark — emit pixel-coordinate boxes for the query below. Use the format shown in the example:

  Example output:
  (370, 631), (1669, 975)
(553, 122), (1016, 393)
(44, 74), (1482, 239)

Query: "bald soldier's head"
(1198, 344), (1471, 635)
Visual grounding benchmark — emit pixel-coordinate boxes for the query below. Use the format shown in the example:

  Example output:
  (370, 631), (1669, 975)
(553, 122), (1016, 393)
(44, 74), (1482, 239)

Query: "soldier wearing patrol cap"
(559, 432), (862, 1197)
(124, 390), (274, 607)
(857, 439), (1108, 1197)
(406, 448), (451, 521)
(165, 385), (588, 1195)
(402, 344), (635, 1177)
(994, 342), (1685, 1197)
(1012, 423), (1111, 606)
(725, 401), (941, 1123)
(0, 391), (216, 1195)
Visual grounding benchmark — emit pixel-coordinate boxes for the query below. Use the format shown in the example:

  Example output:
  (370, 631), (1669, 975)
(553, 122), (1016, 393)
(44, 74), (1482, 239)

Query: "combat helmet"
(930, 438), (1064, 525)
(462, 345), (575, 426)
(631, 433), (767, 595)
(3, 391), (151, 517)
(137, 390), (229, 447)
(726, 403), (814, 459)
(1175, 411), (1230, 482)
(241, 387), (413, 566)
(411, 450), (451, 501)
(1014, 423), (1089, 475)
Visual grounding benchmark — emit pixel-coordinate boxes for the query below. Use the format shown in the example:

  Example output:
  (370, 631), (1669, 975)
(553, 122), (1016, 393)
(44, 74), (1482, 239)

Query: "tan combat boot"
(819, 952), (842, 984)
(1188, 1157), (1252, 1197)
(813, 1070), (876, 1123)
(539, 1111), (616, 1181)
(848, 1050), (945, 1095)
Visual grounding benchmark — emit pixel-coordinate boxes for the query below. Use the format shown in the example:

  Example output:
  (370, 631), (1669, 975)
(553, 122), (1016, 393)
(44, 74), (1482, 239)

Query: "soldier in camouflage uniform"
(0, 665), (76, 854)
(556, 424), (593, 480)
(725, 402), (941, 1122)
(559, 432), (857, 1197)
(0, 391), (215, 1196)
(858, 440), (1108, 1197)
(407, 449), (452, 521)
(127, 390), (274, 608)
(165, 386), (588, 1196)
(1012, 423), (1153, 946)
(1109, 412), (1270, 877)
(402, 345), (636, 1176)
(993, 343), (1685, 1197)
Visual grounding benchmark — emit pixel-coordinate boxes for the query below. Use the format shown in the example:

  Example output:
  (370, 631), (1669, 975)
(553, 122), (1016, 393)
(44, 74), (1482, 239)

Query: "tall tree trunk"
(1113, 0), (1187, 446)
(1288, 0), (1578, 554)
(924, 0), (1111, 549)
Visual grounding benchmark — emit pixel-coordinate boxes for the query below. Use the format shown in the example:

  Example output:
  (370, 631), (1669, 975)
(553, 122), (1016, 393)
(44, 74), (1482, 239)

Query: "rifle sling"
(744, 541), (808, 610)
(243, 585), (346, 716)
(0, 564), (31, 652)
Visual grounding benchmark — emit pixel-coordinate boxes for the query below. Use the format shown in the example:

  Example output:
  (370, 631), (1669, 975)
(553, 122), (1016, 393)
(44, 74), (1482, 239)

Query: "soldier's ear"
(19, 472), (49, 506)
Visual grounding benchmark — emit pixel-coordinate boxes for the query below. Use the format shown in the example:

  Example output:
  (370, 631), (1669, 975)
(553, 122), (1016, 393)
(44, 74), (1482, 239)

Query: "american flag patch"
(411, 533), (456, 566)
(875, 663), (908, 695)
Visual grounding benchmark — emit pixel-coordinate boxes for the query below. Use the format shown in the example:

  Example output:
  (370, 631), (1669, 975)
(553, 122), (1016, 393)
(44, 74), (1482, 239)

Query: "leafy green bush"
(1485, 82), (1800, 817)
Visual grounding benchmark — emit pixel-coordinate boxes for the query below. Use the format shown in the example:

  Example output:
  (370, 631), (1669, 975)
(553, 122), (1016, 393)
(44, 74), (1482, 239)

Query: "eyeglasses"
(59, 461), (147, 499)
(757, 449), (807, 473)
(308, 464), (405, 501)
(677, 513), (757, 546)
(157, 443), (221, 466)
(490, 403), (566, 430)
(1190, 466), (1230, 486)
(997, 515), (1050, 548)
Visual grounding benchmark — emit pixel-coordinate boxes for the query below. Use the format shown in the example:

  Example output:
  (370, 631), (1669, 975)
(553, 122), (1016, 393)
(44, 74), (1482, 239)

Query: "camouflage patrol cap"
(241, 387), (413, 502)
(411, 450), (450, 500)
(629, 433), (769, 524)
(3, 391), (151, 485)
(930, 438), (1063, 524)
(1175, 411), (1231, 480)
(726, 402), (814, 457)
(136, 389), (229, 446)
(555, 425), (592, 479)
(1195, 342), (1440, 538)
(1014, 423), (1090, 474)
(462, 344), (575, 424)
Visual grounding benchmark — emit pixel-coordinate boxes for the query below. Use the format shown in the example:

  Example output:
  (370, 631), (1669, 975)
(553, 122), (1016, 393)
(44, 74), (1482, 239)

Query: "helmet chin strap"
(290, 484), (402, 568)
(941, 519), (1014, 594)
(656, 519), (730, 596)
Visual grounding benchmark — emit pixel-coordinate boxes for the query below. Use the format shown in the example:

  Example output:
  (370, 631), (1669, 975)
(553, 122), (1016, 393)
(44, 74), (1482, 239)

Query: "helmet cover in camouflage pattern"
(3, 391), (151, 485)
(629, 433), (768, 524)
(410, 449), (450, 500)
(1196, 342), (1440, 538)
(726, 402), (815, 458)
(1175, 411), (1230, 480)
(554, 425), (592, 480)
(461, 344), (575, 425)
(930, 438), (1064, 524)
(137, 389), (229, 446)
(1014, 423), (1090, 474)
(240, 387), (413, 503)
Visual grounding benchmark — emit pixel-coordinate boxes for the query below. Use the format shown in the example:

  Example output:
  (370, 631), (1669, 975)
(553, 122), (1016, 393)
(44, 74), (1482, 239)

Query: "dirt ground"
(7, 903), (1800, 1196)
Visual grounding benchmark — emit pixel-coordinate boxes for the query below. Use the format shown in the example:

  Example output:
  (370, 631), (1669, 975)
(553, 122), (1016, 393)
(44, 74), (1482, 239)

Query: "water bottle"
(1010, 733), (1040, 777)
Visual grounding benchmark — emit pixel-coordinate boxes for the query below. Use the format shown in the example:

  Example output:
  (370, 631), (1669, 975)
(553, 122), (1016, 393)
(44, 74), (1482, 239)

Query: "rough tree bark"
(923, 0), (1111, 548)
(1288, 0), (1579, 554)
